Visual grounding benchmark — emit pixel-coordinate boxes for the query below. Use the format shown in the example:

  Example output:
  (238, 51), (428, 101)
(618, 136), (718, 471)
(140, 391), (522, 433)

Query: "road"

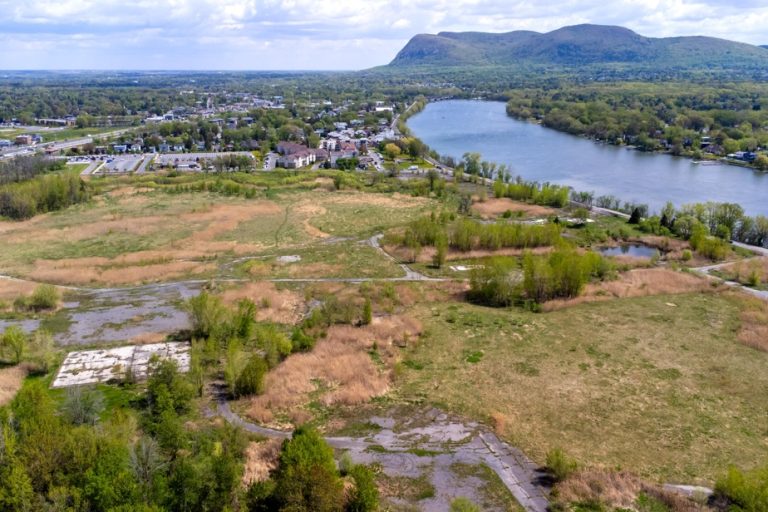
(136, 154), (154, 173)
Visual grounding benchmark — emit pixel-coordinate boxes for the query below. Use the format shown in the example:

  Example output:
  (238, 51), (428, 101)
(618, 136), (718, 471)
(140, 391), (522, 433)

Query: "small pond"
(598, 244), (659, 258)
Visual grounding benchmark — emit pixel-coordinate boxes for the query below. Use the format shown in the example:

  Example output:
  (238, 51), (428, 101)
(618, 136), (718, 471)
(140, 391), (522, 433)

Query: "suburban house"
(278, 150), (316, 168)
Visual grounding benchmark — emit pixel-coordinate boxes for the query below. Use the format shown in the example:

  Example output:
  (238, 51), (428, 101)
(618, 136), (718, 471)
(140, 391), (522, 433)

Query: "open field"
(0, 183), (437, 286)
(397, 291), (768, 484)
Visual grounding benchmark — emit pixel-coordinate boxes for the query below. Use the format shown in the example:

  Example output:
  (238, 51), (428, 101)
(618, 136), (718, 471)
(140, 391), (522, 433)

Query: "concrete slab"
(52, 341), (190, 388)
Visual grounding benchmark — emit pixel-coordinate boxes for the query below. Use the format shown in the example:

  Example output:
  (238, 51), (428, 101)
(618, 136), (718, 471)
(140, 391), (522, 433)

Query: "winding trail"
(692, 257), (768, 301)
(212, 388), (550, 512)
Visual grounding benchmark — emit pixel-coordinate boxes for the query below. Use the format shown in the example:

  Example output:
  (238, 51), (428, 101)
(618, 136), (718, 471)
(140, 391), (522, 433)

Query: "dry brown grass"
(245, 315), (422, 426)
(556, 469), (642, 510)
(242, 439), (282, 485)
(384, 244), (552, 264)
(472, 198), (555, 219)
(20, 201), (282, 285)
(295, 203), (330, 238)
(221, 282), (304, 324)
(329, 192), (429, 209)
(0, 277), (38, 302)
(733, 294), (768, 352)
(556, 469), (703, 512)
(0, 365), (27, 407)
(716, 257), (768, 286)
(30, 259), (216, 286)
(128, 332), (170, 345)
(543, 269), (714, 311)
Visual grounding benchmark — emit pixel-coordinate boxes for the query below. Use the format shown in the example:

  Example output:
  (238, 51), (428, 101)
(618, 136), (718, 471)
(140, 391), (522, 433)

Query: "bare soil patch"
(245, 315), (422, 426)
(0, 365), (27, 407)
(472, 198), (555, 219)
(221, 282), (304, 324)
(543, 268), (714, 311)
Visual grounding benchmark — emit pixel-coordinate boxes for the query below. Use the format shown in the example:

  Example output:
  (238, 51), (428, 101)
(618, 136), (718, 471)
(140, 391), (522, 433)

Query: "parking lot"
(101, 154), (144, 173)
(156, 151), (254, 170)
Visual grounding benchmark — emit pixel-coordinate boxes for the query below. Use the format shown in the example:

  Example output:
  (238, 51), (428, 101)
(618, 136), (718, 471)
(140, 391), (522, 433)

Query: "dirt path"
(213, 389), (550, 512)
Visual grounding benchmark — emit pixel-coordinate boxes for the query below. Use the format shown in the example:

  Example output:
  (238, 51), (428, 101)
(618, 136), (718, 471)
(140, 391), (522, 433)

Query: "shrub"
(433, 233), (448, 268)
(715, 464), (768, 511)
(681, 249), (692, 261)
(61, 386), (105, 426)
(256, 324), (292, 368)
(546, 448), (578, 482)
(347, 465), (379, 512)
(28, 284), (59, 311)
(523, 248), (610, 304)
(362, 298), (372, 326)
(187, 291), (228, 339)
(273, 426), (345, 512)
(467, 257), (520, 307)
(1, 325), (26, 364)
(291, 327), (316, 352)
(234, 355), (268, 398)
(451, 497), (481, 512)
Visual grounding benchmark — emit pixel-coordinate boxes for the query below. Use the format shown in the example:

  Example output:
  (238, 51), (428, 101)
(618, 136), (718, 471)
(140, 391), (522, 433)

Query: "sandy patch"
(472, 198), (555, 219)
(242, 439), (282, 485)
(0, 365), (28, 407)
(245, 315), (422, 426)
(542, 268), (714, 311)
(221, 282), (304, 324)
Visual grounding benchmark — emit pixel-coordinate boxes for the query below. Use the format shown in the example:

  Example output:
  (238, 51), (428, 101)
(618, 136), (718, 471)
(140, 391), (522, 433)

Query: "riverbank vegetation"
(505, 82), (768, 170)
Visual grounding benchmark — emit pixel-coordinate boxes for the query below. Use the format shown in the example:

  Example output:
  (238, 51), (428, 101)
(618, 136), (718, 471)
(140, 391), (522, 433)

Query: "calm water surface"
(407, 100), (768, 216)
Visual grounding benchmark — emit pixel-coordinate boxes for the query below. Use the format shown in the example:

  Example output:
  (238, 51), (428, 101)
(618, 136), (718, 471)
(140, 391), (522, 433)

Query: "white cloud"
(0, 0), (765, 69)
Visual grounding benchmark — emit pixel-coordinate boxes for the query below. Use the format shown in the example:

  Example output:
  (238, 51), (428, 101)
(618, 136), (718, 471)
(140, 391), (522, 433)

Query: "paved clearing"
(214, 391), (549, 512)
(53, 341), (190, 388)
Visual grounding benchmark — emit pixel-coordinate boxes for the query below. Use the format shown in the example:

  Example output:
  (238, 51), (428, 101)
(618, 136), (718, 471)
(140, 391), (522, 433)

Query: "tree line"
(0, 170), (90, 220)
(505, 82), (768, 169)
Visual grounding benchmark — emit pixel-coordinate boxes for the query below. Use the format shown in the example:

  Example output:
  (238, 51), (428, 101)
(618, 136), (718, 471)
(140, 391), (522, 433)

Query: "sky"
(0, 0), (766, 70)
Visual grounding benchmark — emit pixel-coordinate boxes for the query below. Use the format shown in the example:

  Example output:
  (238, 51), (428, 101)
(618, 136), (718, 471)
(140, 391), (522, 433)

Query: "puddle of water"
(598, 244), (659, 258)
(0, 318), (41, 334)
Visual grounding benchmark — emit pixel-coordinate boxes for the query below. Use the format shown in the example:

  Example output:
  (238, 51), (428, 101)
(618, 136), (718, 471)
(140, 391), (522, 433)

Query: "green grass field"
(398, 291), (768, 484)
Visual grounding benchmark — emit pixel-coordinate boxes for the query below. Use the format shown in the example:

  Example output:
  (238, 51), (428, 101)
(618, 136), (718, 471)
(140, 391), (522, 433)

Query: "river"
(407, 100), (768, 217)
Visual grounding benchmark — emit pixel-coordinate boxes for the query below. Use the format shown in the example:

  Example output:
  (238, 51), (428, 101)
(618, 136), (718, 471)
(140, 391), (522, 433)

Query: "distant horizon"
(2, 0), (767, 70)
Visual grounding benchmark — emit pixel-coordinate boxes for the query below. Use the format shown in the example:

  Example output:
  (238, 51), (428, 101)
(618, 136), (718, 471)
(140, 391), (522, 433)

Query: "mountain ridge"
(389, 24), (768, 70)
